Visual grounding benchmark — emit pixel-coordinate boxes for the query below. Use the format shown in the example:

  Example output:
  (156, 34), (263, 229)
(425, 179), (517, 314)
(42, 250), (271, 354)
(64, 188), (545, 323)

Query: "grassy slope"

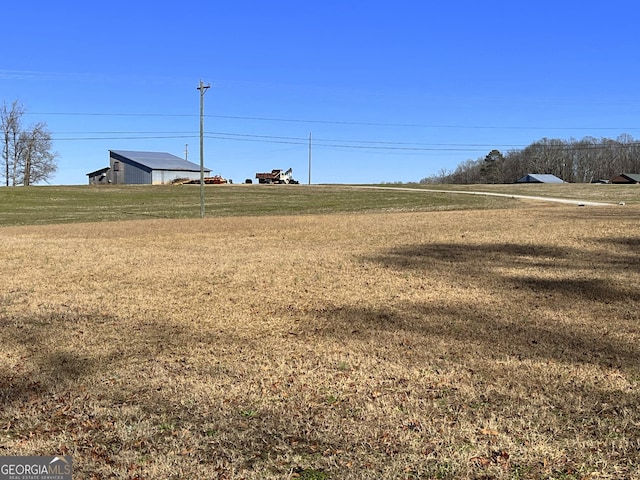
(3, 182), (640, 227)
(0, 184), (508, 226)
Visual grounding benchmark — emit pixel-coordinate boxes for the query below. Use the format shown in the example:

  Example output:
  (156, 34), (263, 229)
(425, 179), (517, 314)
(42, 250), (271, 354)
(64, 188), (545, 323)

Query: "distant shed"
(610, 173), (640, 184)
(517, 174), (564, 184)
(87, 167), (111, 185)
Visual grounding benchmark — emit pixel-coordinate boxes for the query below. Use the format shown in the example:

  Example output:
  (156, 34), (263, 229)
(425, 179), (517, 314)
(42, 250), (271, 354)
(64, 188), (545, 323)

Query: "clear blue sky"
(3, 1), (640, 185)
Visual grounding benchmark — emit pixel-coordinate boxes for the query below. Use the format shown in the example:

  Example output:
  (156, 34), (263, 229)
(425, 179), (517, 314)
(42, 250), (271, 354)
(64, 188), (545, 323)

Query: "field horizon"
(0, 182), (639, 227)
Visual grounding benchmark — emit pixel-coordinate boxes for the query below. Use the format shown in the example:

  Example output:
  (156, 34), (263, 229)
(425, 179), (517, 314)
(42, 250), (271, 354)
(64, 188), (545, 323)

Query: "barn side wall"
(110, 152), (152, 184)
(152, 170), (203, 185)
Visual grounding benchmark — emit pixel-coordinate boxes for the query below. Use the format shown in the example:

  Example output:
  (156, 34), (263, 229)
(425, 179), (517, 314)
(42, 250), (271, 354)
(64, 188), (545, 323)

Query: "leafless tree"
(1, 100), (25, 186)
(431, 134), (640, 184)
(18, 123), (57, 186)
(0, 100), (57, 186)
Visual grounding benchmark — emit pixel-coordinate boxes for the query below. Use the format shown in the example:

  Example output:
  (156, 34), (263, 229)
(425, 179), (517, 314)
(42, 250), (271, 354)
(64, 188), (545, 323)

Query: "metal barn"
(108, 150), (211, 185)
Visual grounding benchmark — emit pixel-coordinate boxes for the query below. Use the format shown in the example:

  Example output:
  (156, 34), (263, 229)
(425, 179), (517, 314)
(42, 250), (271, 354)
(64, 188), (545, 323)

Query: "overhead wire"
(31, 111), (640, 155)
(30, 111), (640, 131)
(49, 130), (528, 153)
(49, 129), (640, 154)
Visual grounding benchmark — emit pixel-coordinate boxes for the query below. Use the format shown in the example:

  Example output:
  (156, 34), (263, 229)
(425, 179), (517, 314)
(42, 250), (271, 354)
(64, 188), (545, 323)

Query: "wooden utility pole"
(197, 80), (210, 218)
(308, 132), (312, 185)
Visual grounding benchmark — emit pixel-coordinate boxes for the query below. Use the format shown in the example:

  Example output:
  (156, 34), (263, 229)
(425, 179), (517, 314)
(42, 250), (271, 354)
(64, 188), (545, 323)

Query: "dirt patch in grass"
(1, 206), (639, 479)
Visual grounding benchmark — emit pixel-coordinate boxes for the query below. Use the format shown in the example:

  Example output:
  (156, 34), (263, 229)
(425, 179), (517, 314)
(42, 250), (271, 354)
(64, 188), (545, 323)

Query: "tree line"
(1, 100), (57, 186)
(421, 134), (640, 184)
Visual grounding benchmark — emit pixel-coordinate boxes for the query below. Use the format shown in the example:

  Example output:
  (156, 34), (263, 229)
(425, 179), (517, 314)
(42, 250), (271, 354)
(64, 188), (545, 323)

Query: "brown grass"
(1, 205), (639, 479)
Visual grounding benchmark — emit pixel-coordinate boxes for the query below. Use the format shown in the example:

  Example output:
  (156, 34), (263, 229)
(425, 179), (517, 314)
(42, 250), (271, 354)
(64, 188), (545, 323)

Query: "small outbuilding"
(517, 174), (564, 184)
(610, 173), (640, 184)
(87, 150), (211, 185)
(87, 167), (111, 185)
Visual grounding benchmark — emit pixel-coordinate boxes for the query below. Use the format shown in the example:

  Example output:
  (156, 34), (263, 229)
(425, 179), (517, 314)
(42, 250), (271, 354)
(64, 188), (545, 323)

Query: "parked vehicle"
(255, 168), (298, 184)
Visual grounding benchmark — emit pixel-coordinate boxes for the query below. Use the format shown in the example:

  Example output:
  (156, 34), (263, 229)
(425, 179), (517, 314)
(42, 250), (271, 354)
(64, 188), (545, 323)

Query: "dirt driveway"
(356, 185), (617, 206)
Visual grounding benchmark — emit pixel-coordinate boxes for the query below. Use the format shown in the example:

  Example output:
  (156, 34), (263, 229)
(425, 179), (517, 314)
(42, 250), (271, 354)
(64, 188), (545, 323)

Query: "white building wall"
(151, 170), (206, 185)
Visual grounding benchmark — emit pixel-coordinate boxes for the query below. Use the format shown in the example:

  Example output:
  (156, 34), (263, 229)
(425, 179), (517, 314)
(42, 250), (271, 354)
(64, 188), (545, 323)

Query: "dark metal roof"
(617, 173), (640, 182)
(86, 167), (110, 176)
(517, 174), (564, 183)
(110, 150), (208, 172)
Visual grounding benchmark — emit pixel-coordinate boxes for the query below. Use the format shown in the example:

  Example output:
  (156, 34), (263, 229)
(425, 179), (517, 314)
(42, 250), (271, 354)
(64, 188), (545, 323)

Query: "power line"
(50, 129), (523, 148)
(53, 135), (195, 141)
(49, 129), (640, 155)
(30, 112), (196, 118)
(203, 134), (496, 152)
(29, 111), (640, 131)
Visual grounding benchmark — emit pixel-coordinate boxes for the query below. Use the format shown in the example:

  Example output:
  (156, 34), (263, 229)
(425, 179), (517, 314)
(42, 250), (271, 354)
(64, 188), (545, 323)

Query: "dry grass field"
(1, 201), (639, 479)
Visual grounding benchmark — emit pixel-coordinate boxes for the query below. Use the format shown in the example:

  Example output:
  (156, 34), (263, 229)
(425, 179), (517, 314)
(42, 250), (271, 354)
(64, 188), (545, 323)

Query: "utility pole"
(308, 132), (312, 185)
(184, 143), (189, 161)
(197, 80), (210, 218)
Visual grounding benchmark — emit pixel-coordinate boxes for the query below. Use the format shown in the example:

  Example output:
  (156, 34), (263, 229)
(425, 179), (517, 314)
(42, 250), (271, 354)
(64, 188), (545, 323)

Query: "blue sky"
(2, 1), (640, 184)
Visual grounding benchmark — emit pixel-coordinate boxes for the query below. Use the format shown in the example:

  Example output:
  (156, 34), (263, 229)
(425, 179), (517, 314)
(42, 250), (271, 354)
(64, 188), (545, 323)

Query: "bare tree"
(19, 123), (57, 186)
(1, 100), (25, 186)
(427, 134), (640, 185)
(502, 149), (527, 183)
(0, 100), (57, 186)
